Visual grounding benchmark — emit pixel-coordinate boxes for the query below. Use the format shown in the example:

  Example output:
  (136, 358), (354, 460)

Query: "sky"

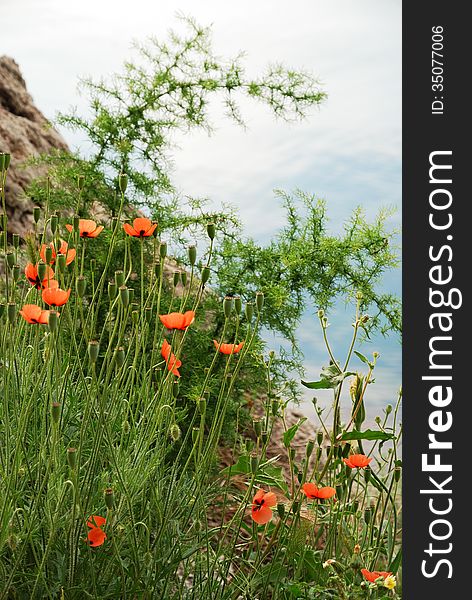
(2, 0), (402, 419)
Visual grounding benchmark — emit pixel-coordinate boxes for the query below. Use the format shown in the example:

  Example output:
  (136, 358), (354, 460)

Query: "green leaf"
(283, 418), (307, 447)
(389, 547), (402, 573)
(339, 429), (394, 442)
(220, 454), (288, 493)
(353, 350), (372, 366)
(301, 379), (337, 390)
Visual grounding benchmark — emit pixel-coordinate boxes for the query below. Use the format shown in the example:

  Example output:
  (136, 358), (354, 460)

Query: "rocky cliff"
(0, 56), (69, 236)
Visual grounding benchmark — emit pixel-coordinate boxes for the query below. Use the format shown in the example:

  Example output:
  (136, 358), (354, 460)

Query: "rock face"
(0, 56), (69, 236)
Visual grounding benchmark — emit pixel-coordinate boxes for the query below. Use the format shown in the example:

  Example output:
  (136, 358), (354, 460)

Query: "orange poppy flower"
(159, 311), (195, 331)
(213, 340), (245, 355)
(161, 339), (182, 377)
(361, 568), (392, 583)
(42, 287), (71, 307)
(251, 489), (277, 525)
(40, 240), (76, 265)
(123, 217), (157, 237)
(343, 454), (372, 469)
(25, 262), (55, 289)
(66, 219), (104, 238)
(19, 304), (50, 325)
(86, 515), (107, 547)
(301, 482), (336, 500)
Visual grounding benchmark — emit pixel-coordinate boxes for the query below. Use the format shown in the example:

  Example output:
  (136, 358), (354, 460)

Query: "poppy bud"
(45, 246), (53, 264)
(364, 507), (372, 524)
(296, 471), (303, 484)
(352, 500), (359, 513)
(289, 448), (296, 461)
(159, 241), (167, 259)
(35, 262), (47, 282)
(255, 291), (264, 312)
(33, 206), (41, 223)
(317, 431), (324, 446)
(234, 296), (242, 315)
(173, 271), (180, 287)
(104, 488), (114, 510)
(206, 222), (215, 240)
(154, 261), (162, 278)
(119, 286), (129, 308)
(271, 398), (279, 417)
(77, 174), (85, 190)
(73, 215), (80, 233)
(335, 484), (344, 501)
(250, 452), (259, 474)
(261, 431), (269, 445)
(2, 152), (10, 170)
(114, 270), (124, 287)
(277, 503), (285, 519)
(356, 291), (363, 301)
(108, 281), (117, 301)
(386, 404), (393, 415)
(188, 245), (197, 266)
(128, 288), (135, 304)
(123, 420), (130, 434)
(118, 173), (128, 193)
(317, 308), (324, 318)
(51, 402), (61, 424)
(197, 397), (206, 414)
(0, 303), (4, 319)
(325, 445), (331, 458)
(12, 264), (20, 282)
(50, 214), (58, 235)
(245, 302), (254, 322)
(76, 276), (87, 298)
(6, 252), (14, 269)
(88, 340), (100, 363)
(48, 311), (59, 332)
(67, 447), (77, 470)
(114, 347), (125, 368)
(170, 423), (181, 441)
(253, 419), (262, 438)
(131, 310), (139, 324)
(7, 302), (16, 325)
(201, 265), (210, 285)
(223, 296), (233, 319)
(292, 501), (300, 515)
(306, 440), (315, 458)
(144, 307), (152, 324)
(394, 466), (402, 482)
(12, 233), (19, 249)
(172, 380), (180, 398)
(180, 271), (187, 287)
(56, 253), (66, 272)
(192, 427), (199, 445)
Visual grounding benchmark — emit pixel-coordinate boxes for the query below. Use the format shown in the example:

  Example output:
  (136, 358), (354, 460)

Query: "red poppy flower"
(42, 287), (71, 307)
(19, 304), (51, 325)
(40, 240), (76, 265)
(361, 568), (392, 583)
(161, 339), (182, 377)
(86, 515), (107, 547)
(159, 311), (195, 331)
(123, 217), (157, 238)
(66, 219), (104, 238)
(25, 263), (55, 289)
(343, 454), (372, 469)
(251, 489), (277, 525)
(301, 482), (336, 500)
(213, 340), (245, 355)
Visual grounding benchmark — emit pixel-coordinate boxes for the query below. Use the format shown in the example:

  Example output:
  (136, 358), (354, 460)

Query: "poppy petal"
(252, 504), (273, 525)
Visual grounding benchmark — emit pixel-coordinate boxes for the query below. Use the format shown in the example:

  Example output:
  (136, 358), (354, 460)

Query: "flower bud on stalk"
(170, 423), (181, 441)
(180, 271), (187, 287)
(277, 503), (285, 519)
(234, 296), (242, 315)
(73, 215), (80, 233)
(245, 302), (254, 322)
(3, 152), (11, 170)
(201, 265), (210, 285)
(188, 245), (197, 266)
(197, 397), (206, 415)
(261, 431), (269, 446)
(56, 253), (66, 273)
(128, 288), (135, 304)
(206, 222), (215, 240)
(33, 206), (41, 223)
(306, 439), (315, 459)
(50, 213), (58, 235)
(144, 307), (152, 324)
(12, 265), (20, 282)
(115, 270), (124, 287)
(173, 271), (180, 287)
(108, 281), (117, 301)
(45, 246), (53, 264)
(131, 310), (139, 324)
(104, 488), (114, 510)
(76, 276), (86, 298)
(12, 233), (19, 249)
(88, 341), (100, 364)
(114, 347), (125, 369)
(316, 447), (323, 461)
(119, 286), (129, 308)
(250, 451), (259, 474)
(77, 174), (85, 190)
(255, 291), (264, 312)
(118, 173), (128, 193)
(159, 241), (167, 259)
(7, 303), (16, 325)
(253, 419), (262, 438)
(271, 398), (279, 417)
(51, 402), (61, 424)
(172, 380), (180, 398)
(67, 447), (77, 470)
(37, 261), (47, 281)
(364, 507), (372, 525)
(48, 311), (59, 332)
(394, 466), (402, 482)
(317, 431), (324, 446)
(6, 252), (14, 269)
(223, 296), (233, 319)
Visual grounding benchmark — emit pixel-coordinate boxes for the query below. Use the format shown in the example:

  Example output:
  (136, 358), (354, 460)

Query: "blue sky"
(2, 0), (401, 418)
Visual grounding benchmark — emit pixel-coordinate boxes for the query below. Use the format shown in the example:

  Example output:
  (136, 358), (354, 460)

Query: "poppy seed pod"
(56, 253), (66, 272)
(170, 423), (181, 441)
(114, 347), (125, 368)
(173, 271), (180, 287)
(192, 427), (200, 445)
(317, 431), (324, 446)
(223, 296), (233, 319)
(104, 488), (114, 510)
(245, 302), (254, 322)
(335, 484), (344, 501)
(51, 402), (61, 424)
(36, 261), (47, 281)
(206, 222), (215, 240)
(44, 246), (53, 264)
(364, 466), (372, 484)
(154, 261), (162, 278)
(1, 152), (11, 170)
(12, 233), (19, 249)
(0, 153), (5, 170)
(364, 507), (372, 524)
(197, 397), (206, 414)
(48, 311), (59, 332)
(131, 310), (139, 324)
(250, 452), (259, 474)
(253, 419), (262, 438)
(188, 245), (197, 266)
(119, 286), (129, 307)
(33, 206), (41, 223)
(394, 466), (402, 482)
(67, 447), (77, 470)
(7, 303), (16, 325)
(159, 241), (167, 259)
(201, 265), (210, 285)
(172, 380), (180, 398)
(277, 502), (285, 519)
(234, 296), (242, 315)
(77, 174), (85, 190)
(50, 214), (58, 235)
(255, 291), (264, 312)
(76, 276), (87, 298)
(72, 215), (80, 233)
(6, 252), (14, 269)
(128, 288), (135, 304)
(306, 440), (315, 458)
(261, 431), (269, 445)
(0, 303), (5, 319)
(180, 271), (187, 287)
(108, 281), (117, 301)
(271, 398), (279, 417)
(118, 172), (128, 193)
(12, 264), (20, 282)
(144, 307), (152, 324)
(88, 340), (100, 363)
(115, 270), (124, 287)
